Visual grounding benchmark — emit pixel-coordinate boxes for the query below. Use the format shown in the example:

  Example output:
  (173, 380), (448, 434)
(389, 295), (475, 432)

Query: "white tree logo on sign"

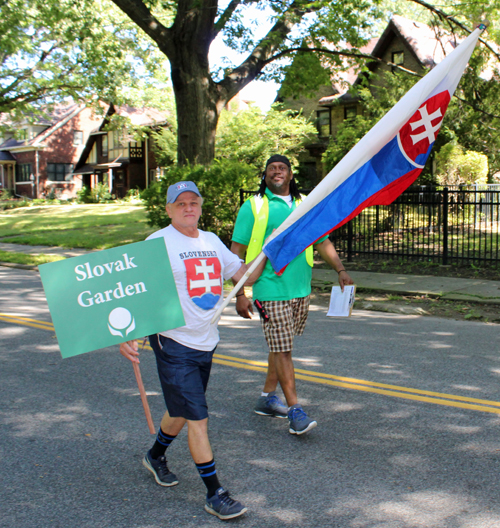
(108, 307), (135, 337)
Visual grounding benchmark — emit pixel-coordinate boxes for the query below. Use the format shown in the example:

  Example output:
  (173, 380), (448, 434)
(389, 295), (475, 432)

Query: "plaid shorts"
(260, 296), (310, 353)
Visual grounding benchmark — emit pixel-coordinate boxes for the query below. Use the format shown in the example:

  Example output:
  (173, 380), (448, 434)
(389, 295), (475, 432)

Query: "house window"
(392, 51), (404, 69)
(129, 141), (143, 161)
(317, 110), (331, 137)
(101, 134), (108, 157)
(17, 129), (28, 141)
(16, 163), (32, 182)
(344, 106), (357, 120)
(47, 163), (74, 182)
(73, 130), (83, 146)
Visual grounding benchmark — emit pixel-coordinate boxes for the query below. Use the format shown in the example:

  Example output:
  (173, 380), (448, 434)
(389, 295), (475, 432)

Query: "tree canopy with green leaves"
(109, 0), (382, 165)
(4, 0), (500, 173)
(0, 0), (154, 121)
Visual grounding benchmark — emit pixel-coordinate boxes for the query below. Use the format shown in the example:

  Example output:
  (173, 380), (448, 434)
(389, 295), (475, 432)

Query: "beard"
(266, 177), (289, 195)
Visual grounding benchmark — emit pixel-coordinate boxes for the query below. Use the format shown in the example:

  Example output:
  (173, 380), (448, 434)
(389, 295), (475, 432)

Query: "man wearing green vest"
(231, 155), (353, 435)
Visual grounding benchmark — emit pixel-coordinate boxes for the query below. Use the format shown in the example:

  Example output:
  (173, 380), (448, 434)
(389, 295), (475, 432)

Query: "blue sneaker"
(288, 404), (317, 435)
(205, 487), (247, 520)
(142, 450), (179, 487)
(254, 391), (288, 418)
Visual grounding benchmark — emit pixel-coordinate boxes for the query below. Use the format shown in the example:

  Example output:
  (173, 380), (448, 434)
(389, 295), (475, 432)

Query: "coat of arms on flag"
(398, 91), (451, 167)
(184, 257), (222, 310)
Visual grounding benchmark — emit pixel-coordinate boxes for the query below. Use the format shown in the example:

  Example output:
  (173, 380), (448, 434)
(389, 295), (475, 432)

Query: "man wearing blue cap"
(120, 181), (266, 520)
(231, 156), (353, 435)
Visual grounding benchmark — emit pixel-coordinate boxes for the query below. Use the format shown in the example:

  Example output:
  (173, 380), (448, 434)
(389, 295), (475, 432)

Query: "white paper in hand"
(327, 284), (356, 317)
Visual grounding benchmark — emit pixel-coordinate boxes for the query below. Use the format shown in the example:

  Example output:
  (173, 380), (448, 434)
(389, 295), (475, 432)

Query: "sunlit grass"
(0, 250), (65, 266)
(0, 204), (156, 249)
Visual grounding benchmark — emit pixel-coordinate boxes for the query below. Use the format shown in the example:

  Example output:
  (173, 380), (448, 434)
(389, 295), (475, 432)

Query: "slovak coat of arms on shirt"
(183, 257), (222, 310)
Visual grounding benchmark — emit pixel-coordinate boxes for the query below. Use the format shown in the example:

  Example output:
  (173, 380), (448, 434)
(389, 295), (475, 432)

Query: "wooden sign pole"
(133, 339), (155, 434)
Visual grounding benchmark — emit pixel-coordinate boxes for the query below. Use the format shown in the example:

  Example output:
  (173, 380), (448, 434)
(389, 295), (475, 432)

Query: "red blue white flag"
(263, 26), (485, 274)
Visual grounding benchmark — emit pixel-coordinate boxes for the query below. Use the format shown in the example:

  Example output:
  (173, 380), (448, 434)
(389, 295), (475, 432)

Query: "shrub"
(122, 188), (142, 203)
(435, 142), (488, 186)
(0, 189), (14, 200)
(215, 104), (316, 173)
(90, 183), (113, 203)
(0, 200), (31, 210)
(141, 160), (258, 246)
(46, 188), (58, 200)
(77, 184), (112, 204)
(76, 186), (92, 203)
(459, 151), (488, 185)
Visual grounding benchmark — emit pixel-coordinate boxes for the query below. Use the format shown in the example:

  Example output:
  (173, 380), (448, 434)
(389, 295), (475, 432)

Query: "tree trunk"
(168, 0), (226, 166)
(170, 58), (225, 166)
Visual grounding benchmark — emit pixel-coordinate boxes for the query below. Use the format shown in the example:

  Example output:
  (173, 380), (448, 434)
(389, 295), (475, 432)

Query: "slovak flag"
(263, 26), (485, 274)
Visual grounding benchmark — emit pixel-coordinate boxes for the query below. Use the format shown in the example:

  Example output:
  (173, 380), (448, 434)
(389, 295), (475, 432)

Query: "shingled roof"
(0, 103), (85, 150)
(377, 15), (458, 69)
(114, 105), (169, 127)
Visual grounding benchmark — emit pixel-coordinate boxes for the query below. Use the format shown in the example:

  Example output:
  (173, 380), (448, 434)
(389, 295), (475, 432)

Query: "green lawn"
(0, 204), (156, 249)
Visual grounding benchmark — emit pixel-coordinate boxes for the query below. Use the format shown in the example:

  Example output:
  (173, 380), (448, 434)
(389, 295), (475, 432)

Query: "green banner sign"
(39, 238), (185, 359)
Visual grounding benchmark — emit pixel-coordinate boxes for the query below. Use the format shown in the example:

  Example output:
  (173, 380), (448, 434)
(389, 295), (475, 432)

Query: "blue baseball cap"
(166, 181), (202, 203)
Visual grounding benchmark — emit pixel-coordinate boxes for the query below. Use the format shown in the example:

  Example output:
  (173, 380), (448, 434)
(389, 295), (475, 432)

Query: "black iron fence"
(240, 186), (500, 265)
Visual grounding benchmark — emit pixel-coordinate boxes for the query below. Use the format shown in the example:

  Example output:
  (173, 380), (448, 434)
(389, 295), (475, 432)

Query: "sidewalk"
(2, 242), (500, 305)
(313, 269), (500, 304)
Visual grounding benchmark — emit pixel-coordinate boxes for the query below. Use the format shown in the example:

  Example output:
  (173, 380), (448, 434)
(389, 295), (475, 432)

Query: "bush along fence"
(240, 186), (500, 266)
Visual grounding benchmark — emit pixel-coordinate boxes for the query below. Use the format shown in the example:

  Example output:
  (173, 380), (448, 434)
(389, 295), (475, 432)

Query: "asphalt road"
(2, 267), (500, 528)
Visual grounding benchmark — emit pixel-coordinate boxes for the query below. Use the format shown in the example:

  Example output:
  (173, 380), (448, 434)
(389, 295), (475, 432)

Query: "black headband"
(265, 155), (291, 169)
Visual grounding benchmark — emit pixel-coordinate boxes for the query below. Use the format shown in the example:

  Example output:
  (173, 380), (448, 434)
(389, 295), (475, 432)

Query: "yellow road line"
(294, 373), (500, 414)
(214, 358), (267, 373)
(214, 353), (500, 408)
(0, 314), (54, 331)
(214, 357), (500, 415)
(3, 315), (500, 414)
(0, 313), (54, 326)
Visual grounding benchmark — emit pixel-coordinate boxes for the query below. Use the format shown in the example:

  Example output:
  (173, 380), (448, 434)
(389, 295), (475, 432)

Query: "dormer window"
(392, 51), (405, 70)
(73, 130), (83, 146)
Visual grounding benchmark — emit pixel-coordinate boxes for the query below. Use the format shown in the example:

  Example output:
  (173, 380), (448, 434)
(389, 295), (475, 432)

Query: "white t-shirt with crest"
(147, 225), (242, 351)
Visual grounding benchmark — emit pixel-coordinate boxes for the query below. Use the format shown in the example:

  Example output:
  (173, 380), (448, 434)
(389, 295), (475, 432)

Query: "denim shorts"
(149, 334), (215, 421)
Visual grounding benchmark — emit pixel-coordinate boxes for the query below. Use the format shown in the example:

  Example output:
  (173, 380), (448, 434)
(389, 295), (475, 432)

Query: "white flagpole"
(210, 251), (266, 324)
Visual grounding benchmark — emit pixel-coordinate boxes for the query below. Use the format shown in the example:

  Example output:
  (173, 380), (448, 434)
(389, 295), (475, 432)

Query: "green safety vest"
(246, 194), (314, 267)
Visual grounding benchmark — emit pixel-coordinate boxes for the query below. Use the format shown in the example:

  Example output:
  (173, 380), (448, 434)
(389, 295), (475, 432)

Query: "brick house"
(0, 104), (104, 199)
(279, 15), (457, 184)
(73, 104), (169, 198)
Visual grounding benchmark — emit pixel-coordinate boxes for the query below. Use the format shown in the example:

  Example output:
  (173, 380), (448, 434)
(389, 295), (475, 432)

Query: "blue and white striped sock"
(196, 459), (221, 497)
(150, 429), (176, 459)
